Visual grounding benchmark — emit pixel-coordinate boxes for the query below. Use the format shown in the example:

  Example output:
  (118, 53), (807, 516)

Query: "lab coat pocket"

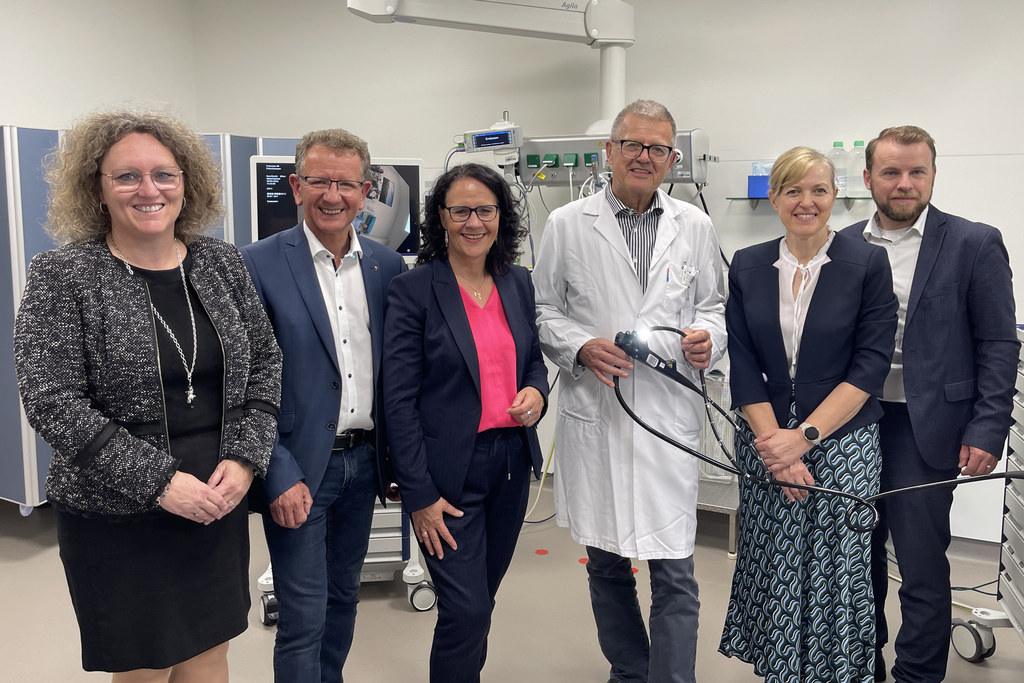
(662, 263), (698, 317)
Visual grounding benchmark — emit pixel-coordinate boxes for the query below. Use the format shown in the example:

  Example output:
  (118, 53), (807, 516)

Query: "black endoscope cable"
(613, 325), (1024, 533)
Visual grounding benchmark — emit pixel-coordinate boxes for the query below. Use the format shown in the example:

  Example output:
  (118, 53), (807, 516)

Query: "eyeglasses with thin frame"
(443, 205), (499, 223)
(612, 139), (674, 163)
(101, 167), (183, 193)
(300, 176), (367, 194)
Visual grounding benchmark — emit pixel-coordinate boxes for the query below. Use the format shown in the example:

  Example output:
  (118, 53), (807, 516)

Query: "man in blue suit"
(242, 129), (406, 682)
(843, 125), (1018, 682)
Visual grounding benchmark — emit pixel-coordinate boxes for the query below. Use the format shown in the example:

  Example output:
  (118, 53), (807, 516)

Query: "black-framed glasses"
(612, 139), (674, 163)
(300, 176), (367, 194)
(443, 205), (499, 222)
(101, 167), (183, 193)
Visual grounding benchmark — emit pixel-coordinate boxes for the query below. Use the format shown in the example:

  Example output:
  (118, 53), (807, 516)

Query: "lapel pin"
(374, 266), (379, 271)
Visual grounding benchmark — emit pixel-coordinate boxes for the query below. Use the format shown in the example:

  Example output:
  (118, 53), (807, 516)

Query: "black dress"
(56, 253), (251, 672)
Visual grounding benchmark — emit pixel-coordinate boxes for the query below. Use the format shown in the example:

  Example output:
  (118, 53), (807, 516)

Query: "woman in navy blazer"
(718, 147), (897, 682)
(383, 163), (548, 683)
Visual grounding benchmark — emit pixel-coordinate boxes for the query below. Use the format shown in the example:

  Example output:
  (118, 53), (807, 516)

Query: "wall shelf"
(727, 197), (874, 211)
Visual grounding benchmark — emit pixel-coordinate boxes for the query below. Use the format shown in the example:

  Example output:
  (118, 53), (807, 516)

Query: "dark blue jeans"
(262, 442), (377, 683)
(586, 547), (699, 683)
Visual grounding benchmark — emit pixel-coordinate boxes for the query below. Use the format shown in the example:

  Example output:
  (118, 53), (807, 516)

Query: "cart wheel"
(981, 637), (997, 659)
(409, 581), (437, 612)
(950, 618), (983, 662)
(260, 593), (279, 626)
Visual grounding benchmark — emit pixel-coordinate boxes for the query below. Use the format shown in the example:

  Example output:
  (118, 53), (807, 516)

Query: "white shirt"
(862, 206), (929, 402)
(304, 223), (375, 432)
(775, 231), (835, 379)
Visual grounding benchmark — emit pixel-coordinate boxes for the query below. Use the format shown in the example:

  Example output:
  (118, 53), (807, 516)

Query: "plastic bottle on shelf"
(847, 140), (871, 197)
(827, 141), (847, 198)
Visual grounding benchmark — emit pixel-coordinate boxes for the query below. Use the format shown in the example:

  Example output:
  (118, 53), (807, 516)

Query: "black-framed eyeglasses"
(300, 176), (367, 194)
(101, 167), (183, 193)
(612, 139), (674, 163)
(443, 205), (499, 222)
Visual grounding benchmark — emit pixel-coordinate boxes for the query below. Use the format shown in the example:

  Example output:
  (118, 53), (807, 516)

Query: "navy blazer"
(728, 231), (898, 438)
(843, 206), (1019, 467)
(382, 258), (549, 513)
(241, 224), (406, 508)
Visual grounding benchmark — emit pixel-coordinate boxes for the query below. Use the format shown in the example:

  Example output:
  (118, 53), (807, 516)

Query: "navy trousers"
(871, 402), (959, 682)
(421, 427), (531, 683)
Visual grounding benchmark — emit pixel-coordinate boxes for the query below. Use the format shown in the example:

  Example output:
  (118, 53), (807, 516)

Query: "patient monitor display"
(250, 155), (422, 253)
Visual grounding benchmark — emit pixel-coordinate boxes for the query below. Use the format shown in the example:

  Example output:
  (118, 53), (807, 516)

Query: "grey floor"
(2, 480), (1022, 682)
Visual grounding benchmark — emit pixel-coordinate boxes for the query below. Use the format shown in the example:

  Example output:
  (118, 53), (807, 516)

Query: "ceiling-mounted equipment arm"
(347, 0), (635, 46)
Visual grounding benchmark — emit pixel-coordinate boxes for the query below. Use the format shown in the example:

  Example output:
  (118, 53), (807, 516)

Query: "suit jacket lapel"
(494, 272), (526, 383)
(360, 244), (384, 383)
(434, 260), (482, 395)
(905, 207), (945, 328)
(284, 227), (340, 374)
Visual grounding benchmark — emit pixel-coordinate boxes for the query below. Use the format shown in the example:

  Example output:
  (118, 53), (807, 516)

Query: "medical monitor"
(249, 154), (423, 254)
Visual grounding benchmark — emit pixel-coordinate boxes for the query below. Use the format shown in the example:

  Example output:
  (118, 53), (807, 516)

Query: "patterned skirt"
(719, 408), (880, 682)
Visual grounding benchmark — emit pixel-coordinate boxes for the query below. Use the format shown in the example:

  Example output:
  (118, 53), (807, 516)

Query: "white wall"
(0, 0), (199, 128)
(3, 0), (1021, 540)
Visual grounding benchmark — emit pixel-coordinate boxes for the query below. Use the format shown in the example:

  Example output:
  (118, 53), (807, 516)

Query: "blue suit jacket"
(727, 231), (898, 438)
(843, 206), (1019, 467)
(241, 224), (406, 508)
(382, 258), (549, 513)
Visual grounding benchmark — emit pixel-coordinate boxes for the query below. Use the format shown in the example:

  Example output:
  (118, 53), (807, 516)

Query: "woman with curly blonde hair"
(15, 109), (282, 682)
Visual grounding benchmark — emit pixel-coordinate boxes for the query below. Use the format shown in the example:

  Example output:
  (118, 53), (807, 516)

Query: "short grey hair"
(294, 129), (371, 180)
(610, 99), (677, 141)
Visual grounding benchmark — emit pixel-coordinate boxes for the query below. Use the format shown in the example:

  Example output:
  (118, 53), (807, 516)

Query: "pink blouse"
(459, 285), (519, 432)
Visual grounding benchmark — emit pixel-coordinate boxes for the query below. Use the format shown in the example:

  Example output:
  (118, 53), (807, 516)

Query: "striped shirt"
(606, 187), (663, 292)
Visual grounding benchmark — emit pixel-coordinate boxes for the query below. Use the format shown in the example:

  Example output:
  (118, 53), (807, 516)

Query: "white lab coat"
(533, 189), (726, 560)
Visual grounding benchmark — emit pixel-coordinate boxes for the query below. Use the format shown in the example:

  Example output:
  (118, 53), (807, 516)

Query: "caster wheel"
(260, 593), (279, 626)
(409, 580), (437, 612)
(950, 618), (983, 663)
(981, 638), (996, 659)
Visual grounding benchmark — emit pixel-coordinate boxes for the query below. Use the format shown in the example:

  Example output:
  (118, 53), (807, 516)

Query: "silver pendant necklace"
(110, 237), (198, 407)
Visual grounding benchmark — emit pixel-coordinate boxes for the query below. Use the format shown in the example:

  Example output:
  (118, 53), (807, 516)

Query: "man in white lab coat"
(533, 100), (726, 683)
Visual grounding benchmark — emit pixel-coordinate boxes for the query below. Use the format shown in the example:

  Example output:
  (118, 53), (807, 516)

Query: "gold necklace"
(455, 273), (489, 302)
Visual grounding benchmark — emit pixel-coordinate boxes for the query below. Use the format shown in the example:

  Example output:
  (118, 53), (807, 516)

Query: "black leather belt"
(333, 429), (369, 451)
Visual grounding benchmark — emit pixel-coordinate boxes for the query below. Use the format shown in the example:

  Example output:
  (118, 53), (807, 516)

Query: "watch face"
(804, 425), (820, 441)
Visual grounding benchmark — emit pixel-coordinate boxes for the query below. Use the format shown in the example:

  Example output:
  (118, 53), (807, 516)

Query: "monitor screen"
(249, 155), (423, 254)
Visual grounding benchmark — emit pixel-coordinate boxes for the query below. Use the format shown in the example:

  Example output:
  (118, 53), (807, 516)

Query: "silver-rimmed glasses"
(101, 167), (183, 193)
(300, 176), (368, 194)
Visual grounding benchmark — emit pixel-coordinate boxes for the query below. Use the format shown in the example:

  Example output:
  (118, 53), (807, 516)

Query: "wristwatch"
(799, 422), (821, 445)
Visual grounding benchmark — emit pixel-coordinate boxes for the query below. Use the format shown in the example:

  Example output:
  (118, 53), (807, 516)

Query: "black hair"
(417, 163), (527, 275)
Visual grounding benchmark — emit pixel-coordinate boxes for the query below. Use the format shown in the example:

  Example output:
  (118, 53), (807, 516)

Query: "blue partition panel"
(229, 136), (258, 248)
(0, 129), (25, 504)
(19, 128), (58, 503)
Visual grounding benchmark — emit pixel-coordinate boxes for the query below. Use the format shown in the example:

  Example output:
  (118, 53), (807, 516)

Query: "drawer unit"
(998, 327), (1024, 643)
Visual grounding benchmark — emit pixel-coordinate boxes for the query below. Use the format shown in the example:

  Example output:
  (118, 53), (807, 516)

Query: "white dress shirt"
(304, 223), (375, 432)
(862, 206), (929, 402)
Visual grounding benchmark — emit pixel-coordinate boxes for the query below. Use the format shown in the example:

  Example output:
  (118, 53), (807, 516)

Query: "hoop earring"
(181, 196), (187, 209)
(99, 203), (108, 214)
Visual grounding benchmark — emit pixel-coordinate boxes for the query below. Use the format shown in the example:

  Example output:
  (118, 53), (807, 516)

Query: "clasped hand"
(159, 459), (254, 524)
(755, 428), (814, 502)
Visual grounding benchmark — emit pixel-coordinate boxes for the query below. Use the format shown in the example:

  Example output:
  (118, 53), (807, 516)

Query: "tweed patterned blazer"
(14, 236), (282, 517)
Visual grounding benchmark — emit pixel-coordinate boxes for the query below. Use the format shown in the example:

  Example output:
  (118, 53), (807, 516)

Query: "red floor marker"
(579, 558), (588, 564)
(535, 549), (549, 555)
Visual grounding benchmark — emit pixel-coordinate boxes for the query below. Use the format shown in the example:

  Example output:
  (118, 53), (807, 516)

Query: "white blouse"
(775, 231), (835, 379)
